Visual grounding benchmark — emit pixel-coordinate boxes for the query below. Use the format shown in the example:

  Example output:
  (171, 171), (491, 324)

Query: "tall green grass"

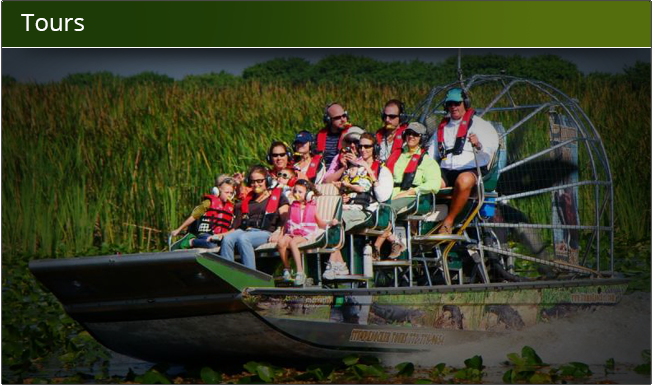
(1, 79), (649, 260)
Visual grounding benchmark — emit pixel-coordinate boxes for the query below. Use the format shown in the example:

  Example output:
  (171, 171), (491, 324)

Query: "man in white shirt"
(427, 88), (499, 234)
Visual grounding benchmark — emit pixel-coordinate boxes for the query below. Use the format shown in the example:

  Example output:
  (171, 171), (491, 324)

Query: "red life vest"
(376, 123), (407, 156)
(385, 149), (427, 191)
(304, 154), (324, 181)
(240, 187), (283, 229)
(436, 109), (476, 160)
(316, 128), (347, 152)
(370, 160), (381, 179)
(199, 194), (234, 234)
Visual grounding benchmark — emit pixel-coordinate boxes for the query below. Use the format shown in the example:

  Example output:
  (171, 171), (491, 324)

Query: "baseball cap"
(405, 122), (427, 135)
(342, 126), (365, 142)
(293, 130), (314, 144)
(445, 88), (464, 103)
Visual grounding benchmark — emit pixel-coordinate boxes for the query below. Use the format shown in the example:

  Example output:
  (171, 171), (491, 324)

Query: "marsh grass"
(2, 79), (649, 260)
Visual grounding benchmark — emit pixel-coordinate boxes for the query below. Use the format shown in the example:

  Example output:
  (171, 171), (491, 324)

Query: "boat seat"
(316, 183), (340, 196)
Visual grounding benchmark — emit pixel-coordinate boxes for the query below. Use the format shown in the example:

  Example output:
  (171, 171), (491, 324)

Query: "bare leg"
(443, 172), (476, 228)
(289, 236), (307, 272)
(276, 235), (292, 269)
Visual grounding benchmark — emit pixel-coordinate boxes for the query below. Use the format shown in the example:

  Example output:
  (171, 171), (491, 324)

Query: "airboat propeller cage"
(414, 75), (614, 274)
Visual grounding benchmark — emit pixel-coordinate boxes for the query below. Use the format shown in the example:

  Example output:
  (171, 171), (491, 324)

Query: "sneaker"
(334, 262), (350, 277)
(322, 262), (335, 280)
(294, 272), (306, 286)
(282, 269), (293, 282)
(388, 241), (406, 259)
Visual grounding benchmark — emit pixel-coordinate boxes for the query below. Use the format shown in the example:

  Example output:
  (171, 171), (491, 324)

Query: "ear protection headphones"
(323, 102), (349, 126)
(402, 129), (428, 148)
(293, 179), (316, 201)
(381, 99), (408, 124)
(245, 165), (273, 188)
(443, 88), (472, 111)
(266, 141), (293, 165)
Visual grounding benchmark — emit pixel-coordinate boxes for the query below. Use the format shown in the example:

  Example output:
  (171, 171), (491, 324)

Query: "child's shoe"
(294, 272), (306, 286)
(322, 262), (335, 280)
(282, 269), (293, 282)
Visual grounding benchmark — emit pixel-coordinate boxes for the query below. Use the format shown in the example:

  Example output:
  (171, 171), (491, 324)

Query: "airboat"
(30, 74), (627, 365)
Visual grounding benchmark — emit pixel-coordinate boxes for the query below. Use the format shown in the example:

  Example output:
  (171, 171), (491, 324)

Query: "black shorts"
(441, 167), (487, 187)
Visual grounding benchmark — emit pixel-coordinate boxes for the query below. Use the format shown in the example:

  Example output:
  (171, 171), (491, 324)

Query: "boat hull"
(30, 251), (629, 364)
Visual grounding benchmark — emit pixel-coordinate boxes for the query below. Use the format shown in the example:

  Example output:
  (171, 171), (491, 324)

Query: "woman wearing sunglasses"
(374, 122), (441, 259)
(323, 126), (365, 183)
(322, 133), (394, 279)
(219, 165), (290, 270)
(266, 141), (294, 187)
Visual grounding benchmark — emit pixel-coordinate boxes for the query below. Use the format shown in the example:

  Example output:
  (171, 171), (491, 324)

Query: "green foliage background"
(1, 53), (651, 380)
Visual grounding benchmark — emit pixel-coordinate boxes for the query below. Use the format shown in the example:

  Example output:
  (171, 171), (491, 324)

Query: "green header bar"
(2, 1), (651, 47)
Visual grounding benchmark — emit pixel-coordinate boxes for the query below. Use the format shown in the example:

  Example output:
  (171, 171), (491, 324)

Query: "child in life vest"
(171, 176), (237, 249)
(275, 167), (296, 201)
(276, 179), (337, 285)
(339, 160), (374, 207)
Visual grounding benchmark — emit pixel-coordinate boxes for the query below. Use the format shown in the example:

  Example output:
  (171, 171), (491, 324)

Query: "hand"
(211, 234), (224, 242)
(339, 154), (348, 168)
(171, 229), (181, 237)
(344, 153), (357, 163)
(268, 231), (281, 243)
(395, 189), (416, 199)
(330, 219), (339, 226)
(468, 133), (481, 150)
(232, 172), (244, 184)
(332, 181), (342, 189)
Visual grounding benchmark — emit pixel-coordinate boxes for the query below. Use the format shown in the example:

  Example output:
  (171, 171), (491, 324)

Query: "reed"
(1, 78), (649, 260)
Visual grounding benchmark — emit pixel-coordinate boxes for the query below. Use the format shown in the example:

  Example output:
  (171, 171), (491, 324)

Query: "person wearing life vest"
(266, 141), (295, 188)
(276, 179), (337, 286)
(220, 165), (290, 270)
(427, 88), (499, 234)
(323, 126), (365, 183)
(375, 122), (441, 258)
(171, 176), (238, 249)
(292, 130), (326, 184)
(376, 99), (409, 162)
(314, 102), (352, 168)
(323, 133), (394, 276)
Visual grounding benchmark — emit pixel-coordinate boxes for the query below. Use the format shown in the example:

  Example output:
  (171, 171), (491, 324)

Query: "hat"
(445, 88), (464, 103)
(342, 126), (365, 142)
(293, 130), (314, 144)
(405, 122), (427, 135)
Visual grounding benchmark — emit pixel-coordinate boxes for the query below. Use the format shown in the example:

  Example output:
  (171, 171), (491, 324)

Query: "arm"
(416, 157), (442, 194)
(171, 200), (210, 236)
(374, 166), (394, 202)
(315, 212), (339, 229)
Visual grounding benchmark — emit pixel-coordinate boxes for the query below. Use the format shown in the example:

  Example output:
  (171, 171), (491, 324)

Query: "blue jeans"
(192, 233), (219, 249)
(219, 229), (271, 270)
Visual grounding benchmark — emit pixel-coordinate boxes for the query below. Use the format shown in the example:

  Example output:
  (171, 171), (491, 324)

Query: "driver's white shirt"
(427, 115), (499, 170)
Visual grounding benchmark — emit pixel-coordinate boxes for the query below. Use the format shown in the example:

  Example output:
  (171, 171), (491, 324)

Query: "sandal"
(438, 223), (454, 235)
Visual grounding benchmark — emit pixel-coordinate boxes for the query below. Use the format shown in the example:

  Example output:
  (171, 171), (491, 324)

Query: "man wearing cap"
(323, 125), (365, 183)
(292, 130), (326, 184)
(427, 88), (499, 234)
(315, 103), (351, 168)
(376, 99), (408, 162)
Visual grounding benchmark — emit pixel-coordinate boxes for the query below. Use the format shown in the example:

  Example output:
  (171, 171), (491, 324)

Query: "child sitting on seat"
(275, 167), (296, 201)
(339, 160), (374, 207)
(171, 175), (237, 249)
(276, 179), (337, 286)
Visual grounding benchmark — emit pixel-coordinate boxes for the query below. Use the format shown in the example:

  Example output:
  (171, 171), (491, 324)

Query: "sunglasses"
(406, 131), (421, 138)
(383, 114), (400, 120)
(330, 114), (348, 121)
(277, 172), (292, 179)
(445, 101), (463, 108)
(250, 178), (266, 184)
(358, 144), (374, 149)
(271, 153), (287, 158)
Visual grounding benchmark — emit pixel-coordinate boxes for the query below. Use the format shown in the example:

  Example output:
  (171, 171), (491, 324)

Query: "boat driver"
(427, 88), (499, 234)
